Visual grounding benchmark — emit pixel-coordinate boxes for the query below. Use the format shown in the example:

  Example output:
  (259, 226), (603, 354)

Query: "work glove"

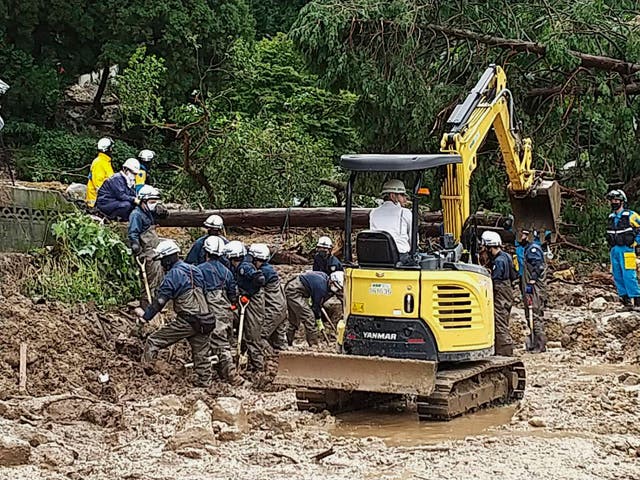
(131, 242), (142, 257)
(239, 295), (249, 305)
(316, 318), (325, 331)
(134, 197), (141, 206)
(525, 284), (534, 295)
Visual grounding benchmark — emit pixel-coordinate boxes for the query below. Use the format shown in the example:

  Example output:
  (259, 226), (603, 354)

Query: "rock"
(166, 400), (217, 451)
(0, 434), (31, 466)
(217, 425), (243, 442)
(623, 375), (640, 386)
(528, 417), (546, 428)
(149, 395), (185, 415)
(81, 403), (123, 428)
(589, 297), (608, 312)
(211, 397), (248, 432)
(248, 408), (295, 433)
(175, 448), (203, 459)
(33, 443), (76, 467)
(65, 183), (87, 200)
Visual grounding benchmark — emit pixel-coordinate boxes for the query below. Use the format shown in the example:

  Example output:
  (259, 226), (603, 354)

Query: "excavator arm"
(439, 64), (560, 241)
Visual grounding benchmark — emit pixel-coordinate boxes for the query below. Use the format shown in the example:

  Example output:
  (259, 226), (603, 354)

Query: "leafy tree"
(291, 0), (640, 254)
(249, 0), (309, 37)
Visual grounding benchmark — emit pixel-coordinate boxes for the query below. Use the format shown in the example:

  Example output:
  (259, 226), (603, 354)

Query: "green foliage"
(116, 46), (166, 129)
(291, 0), (640, 249)
(9, 125), (137, 183)
(250, 0), (309, 37)
(170, 35), (359, 207)
(27, 212), (138, 307)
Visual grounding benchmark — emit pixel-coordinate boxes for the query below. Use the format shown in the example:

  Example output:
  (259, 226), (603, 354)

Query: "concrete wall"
(0, 184), (76, 252)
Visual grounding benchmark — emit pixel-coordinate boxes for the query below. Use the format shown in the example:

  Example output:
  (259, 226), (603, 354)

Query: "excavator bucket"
(274, 351), (437, 396)
(509, 180), (561, 240)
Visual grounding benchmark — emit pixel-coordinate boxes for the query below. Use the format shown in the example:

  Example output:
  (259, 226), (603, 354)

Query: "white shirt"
(369, 201), (413, 253)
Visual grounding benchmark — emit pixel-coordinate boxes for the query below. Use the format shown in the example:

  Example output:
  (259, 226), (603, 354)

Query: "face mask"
(611, 201), (622, 211)
(125, 172), (136, 187)
(317, 250), (328, 258)
(330, 284), (340, 293)
(147, 201), (158, 211)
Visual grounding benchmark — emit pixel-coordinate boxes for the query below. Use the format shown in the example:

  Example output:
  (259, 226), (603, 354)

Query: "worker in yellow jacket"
(85, 137), (115, 208)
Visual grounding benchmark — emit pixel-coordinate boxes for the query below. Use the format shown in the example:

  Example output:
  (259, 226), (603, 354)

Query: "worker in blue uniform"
(606, 189), (640, 309)
(186, 214), (227, 266)
(312, 236), (343, 275)
(520, 229), (547, 352)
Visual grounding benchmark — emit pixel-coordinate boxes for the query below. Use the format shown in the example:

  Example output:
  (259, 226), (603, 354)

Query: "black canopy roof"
(340, 154), (462, 172)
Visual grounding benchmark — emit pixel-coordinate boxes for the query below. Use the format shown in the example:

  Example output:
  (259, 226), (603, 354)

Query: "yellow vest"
(85, 153), (114, 207)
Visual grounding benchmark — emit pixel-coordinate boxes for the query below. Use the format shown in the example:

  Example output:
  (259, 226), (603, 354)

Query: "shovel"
(524, 292), (535, 351)
(236, 296), (249, 368)
(135, 256), (152, 306)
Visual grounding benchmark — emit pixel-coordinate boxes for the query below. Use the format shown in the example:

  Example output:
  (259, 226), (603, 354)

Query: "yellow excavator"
(275, 64), (561, 420)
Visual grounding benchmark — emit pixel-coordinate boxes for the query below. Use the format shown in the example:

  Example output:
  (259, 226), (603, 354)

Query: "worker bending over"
(369, 179), (412, 258)
(481, 231), (517, 356)
(96, 158), (141, 220)
(198, 236), (241, 384)
(135, 149), (155, 193)
(86, 137), (115, 208)
(520, 229), (547, 353)
(313, 236), (343, 275)
(250, 243), (288, 353)
(225, 241), (266, 373)
(606, 189), (640, 309)
(186, 215), (227, 266)
(138, 240), (215, 387)
(286, 271), (344, 347)
(128, 186), (164, 309)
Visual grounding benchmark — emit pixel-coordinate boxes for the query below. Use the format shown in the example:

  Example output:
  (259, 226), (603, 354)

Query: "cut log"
(159, 207), (508, 230)
(159, 207), (373, 228)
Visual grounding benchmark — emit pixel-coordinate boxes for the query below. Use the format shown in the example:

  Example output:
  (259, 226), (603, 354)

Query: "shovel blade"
(275, 351), (437, 396)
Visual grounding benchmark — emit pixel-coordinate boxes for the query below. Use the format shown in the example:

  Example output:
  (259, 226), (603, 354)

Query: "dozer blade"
(274, 351), (437, 396)
(509, 179), (561, 240)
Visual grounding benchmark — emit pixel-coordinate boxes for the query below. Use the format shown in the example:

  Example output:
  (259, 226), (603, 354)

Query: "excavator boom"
(440, 64), (560, 240)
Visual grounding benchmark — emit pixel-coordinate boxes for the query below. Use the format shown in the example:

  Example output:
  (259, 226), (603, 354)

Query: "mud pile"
(0, 254), (200, 400)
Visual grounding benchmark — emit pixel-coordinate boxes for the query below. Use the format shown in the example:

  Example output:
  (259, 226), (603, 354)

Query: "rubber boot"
(531, 334), (547, 353)
(620, 295), (632, 311)
(634, 297), (640, 310)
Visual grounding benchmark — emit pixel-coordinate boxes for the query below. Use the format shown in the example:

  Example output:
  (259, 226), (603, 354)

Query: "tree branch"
(424, 24), (640, 75)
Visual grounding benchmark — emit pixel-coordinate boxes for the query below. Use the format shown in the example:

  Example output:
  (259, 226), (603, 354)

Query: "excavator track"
(295, 388), (400, 414)
(416, 357), (525, 421)
(294, 357), (525, 421)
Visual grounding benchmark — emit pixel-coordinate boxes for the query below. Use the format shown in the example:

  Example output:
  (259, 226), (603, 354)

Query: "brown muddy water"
(331, 404), (518, 446)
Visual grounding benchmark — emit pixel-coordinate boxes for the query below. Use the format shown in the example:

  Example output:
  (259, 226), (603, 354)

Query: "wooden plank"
(19, 343), (27, 393)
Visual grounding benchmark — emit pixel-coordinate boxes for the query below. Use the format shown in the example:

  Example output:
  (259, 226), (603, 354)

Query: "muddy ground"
(1, 254), (640, 479)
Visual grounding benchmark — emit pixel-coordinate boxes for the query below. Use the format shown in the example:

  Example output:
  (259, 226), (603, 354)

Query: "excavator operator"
(369, 179), (412, 259)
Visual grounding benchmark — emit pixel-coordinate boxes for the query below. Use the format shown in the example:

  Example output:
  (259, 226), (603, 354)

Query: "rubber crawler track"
(294, 357), (525, 421)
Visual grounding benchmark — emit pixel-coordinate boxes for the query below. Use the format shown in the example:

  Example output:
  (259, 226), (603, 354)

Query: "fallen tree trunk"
(159, 207), (508, 229)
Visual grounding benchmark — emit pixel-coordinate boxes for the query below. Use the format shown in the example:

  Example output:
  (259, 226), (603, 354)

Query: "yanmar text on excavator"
(275, 64), (561, 421)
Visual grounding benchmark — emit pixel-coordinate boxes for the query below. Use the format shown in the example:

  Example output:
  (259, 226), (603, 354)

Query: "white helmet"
(381, 179), (406, 195)
(153, 239), (180, 260)
(317, 236), (333, 249)
(138, 149), (155, 163)
(203, 236), (226, 256)
(204, 214), (224, 229)
(606, 189), (627, 203)
(481, 231), (502, 247)
(137, 185), (161, 200)
(329, 271), (345, 291)
(223, 240), (246, 259)
(249, 243), (270, 261)
(97, 137), (114, 153)
(122, 158), (141, 174)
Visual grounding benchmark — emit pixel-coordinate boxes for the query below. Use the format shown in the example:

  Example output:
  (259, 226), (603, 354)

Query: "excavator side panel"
(509, 180), (561, 239)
